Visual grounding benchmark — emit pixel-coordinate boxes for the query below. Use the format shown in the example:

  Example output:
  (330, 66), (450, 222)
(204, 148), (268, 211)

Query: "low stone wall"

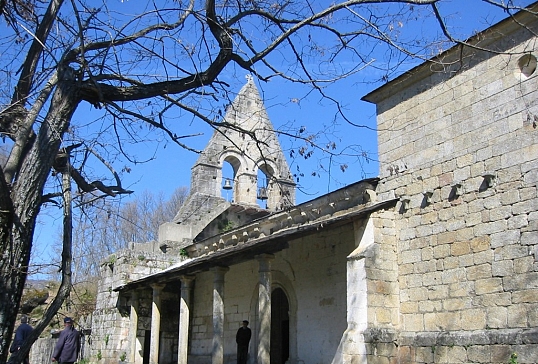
(359, 328), (538, 363)
(88, 247), (178, 363)
(27, 245), (173, 364)
(30, 328), (93, 364)
(396, 333), (537, 364)
(30, 336), (57, 364)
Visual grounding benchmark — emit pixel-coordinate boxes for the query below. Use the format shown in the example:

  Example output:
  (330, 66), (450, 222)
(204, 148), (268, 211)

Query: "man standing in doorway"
(236, 320), (251, 364)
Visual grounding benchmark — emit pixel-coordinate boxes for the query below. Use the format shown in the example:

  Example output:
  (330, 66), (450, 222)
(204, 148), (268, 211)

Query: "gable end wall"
(374, 21), (538, 363)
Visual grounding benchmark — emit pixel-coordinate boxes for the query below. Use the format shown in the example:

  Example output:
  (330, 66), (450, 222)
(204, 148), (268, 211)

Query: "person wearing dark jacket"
(236, 320), (251, 364)
(52, 317), (80, 364)
(10, 315), (33, 364)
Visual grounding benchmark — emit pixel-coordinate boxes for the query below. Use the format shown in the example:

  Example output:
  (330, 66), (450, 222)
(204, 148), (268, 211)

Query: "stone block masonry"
(364, 9), (538, 363)
(43, 9), (538, 364)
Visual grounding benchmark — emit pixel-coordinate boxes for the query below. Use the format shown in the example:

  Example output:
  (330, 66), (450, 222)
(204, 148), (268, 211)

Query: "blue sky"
(26, 0), (535, 272)
(107, 0), (535, 201)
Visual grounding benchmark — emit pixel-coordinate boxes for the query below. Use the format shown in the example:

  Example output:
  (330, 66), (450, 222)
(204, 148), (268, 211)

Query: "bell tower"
(159, 76), (295, 245)
(190, 75), (295, 210)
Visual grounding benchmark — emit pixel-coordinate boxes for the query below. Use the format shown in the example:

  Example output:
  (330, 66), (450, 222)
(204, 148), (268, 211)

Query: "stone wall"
(30, 323), (92, 363)
(371, 17), (538, 363)
(88, 247), (178, 363)
(30, 336), (57, 363)
(185, 222), (358, 364)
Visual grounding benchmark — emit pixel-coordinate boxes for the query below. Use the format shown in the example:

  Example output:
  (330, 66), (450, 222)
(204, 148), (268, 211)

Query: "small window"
(515, 54), (537, 80)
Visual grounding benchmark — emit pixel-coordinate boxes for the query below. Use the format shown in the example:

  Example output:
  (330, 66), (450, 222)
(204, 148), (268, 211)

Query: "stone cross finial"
(245, 74), (253, 82)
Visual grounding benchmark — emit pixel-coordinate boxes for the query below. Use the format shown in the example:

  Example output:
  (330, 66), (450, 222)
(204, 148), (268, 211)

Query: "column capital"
(211, 266), (229, 282)
(210, 266), (230, 274)
(180, 275), (195, 288)
(256, 253), (275, 261)
(129, 290), (139, 305)
(256, 254), (275, 272)
(150, 282), (166, 291)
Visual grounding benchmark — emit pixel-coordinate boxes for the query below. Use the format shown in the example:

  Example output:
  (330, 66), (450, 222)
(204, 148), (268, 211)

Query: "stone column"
(211, 266), (229, 364)
(178, 275), (195, 364)
(235, 172), (258, 205)
(150, 283), (165, 364)
(129, 291), (140, 364)
(257, 254), (274, 364)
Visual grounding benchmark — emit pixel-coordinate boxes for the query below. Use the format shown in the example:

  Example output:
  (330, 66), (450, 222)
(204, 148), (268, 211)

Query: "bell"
(223, 178), (233, 190)
(257, 187), (268, 200)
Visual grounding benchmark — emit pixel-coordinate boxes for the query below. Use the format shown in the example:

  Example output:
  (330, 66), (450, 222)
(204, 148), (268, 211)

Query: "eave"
(362, 2), (538, 105)
(115, 179), (396, 292)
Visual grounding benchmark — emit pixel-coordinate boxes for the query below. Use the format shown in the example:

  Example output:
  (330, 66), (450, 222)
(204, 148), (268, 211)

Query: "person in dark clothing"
(10, 315), (33, 364)
(236, 320), (251, 364)
(52, 317), (80, 364)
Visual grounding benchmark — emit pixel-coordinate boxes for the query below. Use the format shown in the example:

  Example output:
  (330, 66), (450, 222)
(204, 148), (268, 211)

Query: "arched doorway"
(271, 288), (290, 364)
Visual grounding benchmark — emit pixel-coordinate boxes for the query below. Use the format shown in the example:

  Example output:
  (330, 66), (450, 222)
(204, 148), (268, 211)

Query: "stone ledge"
(399, 328), (538, 346)
(362, 327), (399, 343)
(189, 180), (379, 258)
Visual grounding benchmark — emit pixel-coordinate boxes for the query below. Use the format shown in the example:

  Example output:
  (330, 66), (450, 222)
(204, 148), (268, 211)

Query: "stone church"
(83, 5), (538, 364)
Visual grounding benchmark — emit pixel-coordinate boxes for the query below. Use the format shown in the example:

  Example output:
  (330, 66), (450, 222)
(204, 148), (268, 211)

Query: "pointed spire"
(187, 76), (295, 210)
(222, 74), (267, 130)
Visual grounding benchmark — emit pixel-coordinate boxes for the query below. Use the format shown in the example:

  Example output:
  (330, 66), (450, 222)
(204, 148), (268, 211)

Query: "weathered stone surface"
(362, 5), (538, 363)
(41, 8), (538, 364)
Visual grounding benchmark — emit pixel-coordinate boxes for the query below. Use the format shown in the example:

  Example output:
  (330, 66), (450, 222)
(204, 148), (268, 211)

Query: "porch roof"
(115, 179), (397, 292)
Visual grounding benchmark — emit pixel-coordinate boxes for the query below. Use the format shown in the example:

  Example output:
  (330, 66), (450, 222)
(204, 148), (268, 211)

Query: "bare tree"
(0, 0), (533, 361)
(70, 187), (188, 280)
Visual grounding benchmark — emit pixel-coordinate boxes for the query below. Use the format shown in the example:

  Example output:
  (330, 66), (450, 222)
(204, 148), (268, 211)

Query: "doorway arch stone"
(249, 270), (298, 364)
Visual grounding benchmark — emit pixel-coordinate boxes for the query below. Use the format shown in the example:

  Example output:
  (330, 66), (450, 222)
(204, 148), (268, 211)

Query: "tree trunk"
(0, 71), (80, 362)
(8, 166), (74, 364)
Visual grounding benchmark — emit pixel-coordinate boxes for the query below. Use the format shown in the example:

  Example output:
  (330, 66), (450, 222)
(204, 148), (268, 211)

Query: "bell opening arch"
(220, 153), (243, 202)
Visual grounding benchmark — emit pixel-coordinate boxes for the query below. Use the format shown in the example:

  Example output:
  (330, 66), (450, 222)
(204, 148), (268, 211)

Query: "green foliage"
(137, 254), (146, 261)
(16, 280), (98, 339)
(217, 218), (234, 233)
(509, 353), (518, 364)
(97, 350), (102, 361)
(104, 333), (110, 346)
(179, 248), (188, 257)
(76, 359), (90, 364)
(107, 255), (117, 265)
(120, 352), (127, 361)
(21, 287), (49, 307)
